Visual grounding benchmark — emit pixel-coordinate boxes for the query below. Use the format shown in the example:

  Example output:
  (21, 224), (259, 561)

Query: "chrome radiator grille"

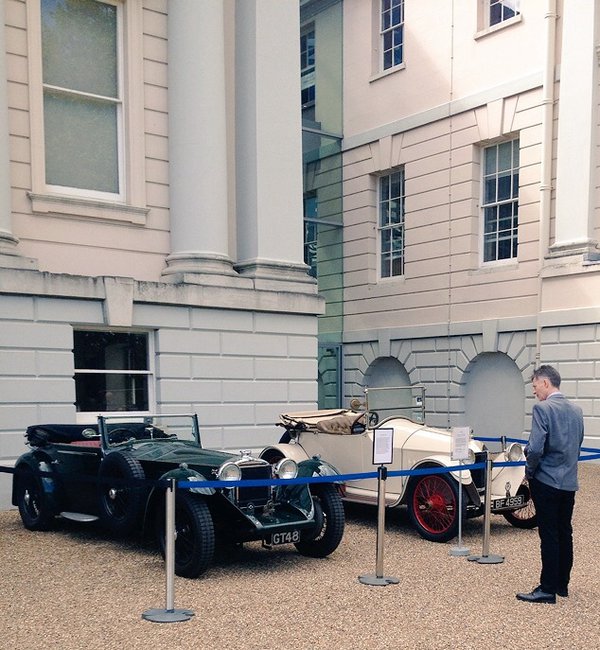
(237, 463), (271, 508)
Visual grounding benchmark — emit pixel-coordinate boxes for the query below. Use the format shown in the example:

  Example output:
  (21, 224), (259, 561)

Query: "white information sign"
(373, 427), (394, 465)
(451, 427), (471, 461)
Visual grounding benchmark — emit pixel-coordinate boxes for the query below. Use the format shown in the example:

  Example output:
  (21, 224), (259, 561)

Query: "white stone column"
(234, 0), (312, 285)
(552, 0), (599, 256)
(0, 2), (19, 259)
(162, 0), (235, 280)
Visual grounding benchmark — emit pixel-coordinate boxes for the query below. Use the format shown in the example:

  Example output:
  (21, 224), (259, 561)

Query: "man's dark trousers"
(530, 477), (576, 594)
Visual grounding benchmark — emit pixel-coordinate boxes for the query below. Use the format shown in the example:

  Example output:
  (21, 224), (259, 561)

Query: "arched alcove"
(364, 357), (412, 415)
(364, 356), (410, 387)
(463, 352), (525, 438)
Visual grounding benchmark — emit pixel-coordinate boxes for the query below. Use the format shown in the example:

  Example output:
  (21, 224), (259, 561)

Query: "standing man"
(516, 365), (584, 604)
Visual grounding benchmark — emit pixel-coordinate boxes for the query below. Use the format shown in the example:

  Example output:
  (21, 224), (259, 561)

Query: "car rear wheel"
(408, 472), (461, 543)
(503, 481), (537, 529)
(16, 465), (55, 531)
(155, 492), (215, 579)
(98, 452), (146, 536)
(294, 484), (345, 558)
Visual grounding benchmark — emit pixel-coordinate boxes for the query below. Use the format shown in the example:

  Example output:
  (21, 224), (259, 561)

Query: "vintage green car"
(11, 414), (345, 578)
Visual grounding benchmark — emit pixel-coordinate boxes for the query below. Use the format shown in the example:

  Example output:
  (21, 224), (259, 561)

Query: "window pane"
(484, 177), (496, 203)
(74, 331), (148, 371)
(497, 236), (513, 260)
(483, 235), (496, 262)
(484, 206), (497, 233)
(485, 146), (497, 175)
(497, 172), (512, 201)
(42, 0), (118, 98)
(497, 141), (512, 171)
(512, 172), (519, 198)
(75, 373), (149, 412)
(381, 255), (391, 278)
(44, 91), (119, 193)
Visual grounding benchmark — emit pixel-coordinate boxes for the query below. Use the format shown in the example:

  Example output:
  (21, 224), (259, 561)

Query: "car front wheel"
(16, 465), (55, 531)
(155, 492), (215, 579)
(503, 481), (537, 529)
(294, 484), (345, 558)
(408, 472), (461, 543)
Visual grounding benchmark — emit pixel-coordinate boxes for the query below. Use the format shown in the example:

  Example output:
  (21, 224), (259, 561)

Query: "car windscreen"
(102, 415), (199, 447)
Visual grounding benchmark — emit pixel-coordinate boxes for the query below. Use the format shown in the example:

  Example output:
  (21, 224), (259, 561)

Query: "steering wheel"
(368, 411), (379, 427)
(107, 427), (135, 445)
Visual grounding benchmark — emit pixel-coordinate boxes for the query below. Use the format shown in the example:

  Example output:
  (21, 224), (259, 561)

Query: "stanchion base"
(358, 574), (400, 586)
(142, 608), (195, 623)
(467, 554), (504, 564)
(449, 545), (471, 557)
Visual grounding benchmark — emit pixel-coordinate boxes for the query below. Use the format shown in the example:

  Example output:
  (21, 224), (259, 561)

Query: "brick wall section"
(343, 325), (600, 442)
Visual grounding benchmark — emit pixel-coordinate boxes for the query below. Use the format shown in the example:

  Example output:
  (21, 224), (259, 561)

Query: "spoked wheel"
(408, 472), (461, 543)
(294, 484), (345, 558)
(155, 492), (215, 579)
(15, 465), (55, 531)
(503, 481), (537, 529)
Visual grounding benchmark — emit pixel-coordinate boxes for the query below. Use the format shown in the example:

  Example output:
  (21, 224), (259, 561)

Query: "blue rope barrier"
(2, 443), (600, 492)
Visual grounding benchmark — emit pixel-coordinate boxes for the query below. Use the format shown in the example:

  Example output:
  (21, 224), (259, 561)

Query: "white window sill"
(370, 62), (406, 84)
(29, 192), (149, 225)
(474, 15), (522, 40)
(472, 260), (519, 274)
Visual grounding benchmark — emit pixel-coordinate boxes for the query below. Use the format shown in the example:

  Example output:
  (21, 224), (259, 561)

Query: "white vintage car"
(260, 387), (536, 543)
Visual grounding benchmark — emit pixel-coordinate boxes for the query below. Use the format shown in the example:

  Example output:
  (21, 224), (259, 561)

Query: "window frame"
(300, 24), (315, 113)
(303, 191), (318, 278)
(480, 139), (520, 266)
(73, 327), (155, 424)
(380, 0), (404, 72)
(378, 168), (406, 279)
(27, 0), (147, 224)
(475, 0), (522, 38)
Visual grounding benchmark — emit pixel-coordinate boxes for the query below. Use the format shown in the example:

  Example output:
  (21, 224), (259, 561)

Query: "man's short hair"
(531, 364), (561, 388)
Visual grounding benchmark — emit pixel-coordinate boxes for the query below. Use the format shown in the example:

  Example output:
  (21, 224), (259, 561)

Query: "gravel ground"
(1, 464), (600, 650)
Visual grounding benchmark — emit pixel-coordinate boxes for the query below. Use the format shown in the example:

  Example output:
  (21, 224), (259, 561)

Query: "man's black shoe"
(516, 587), (556, 604)
(556, 588), (568, 597)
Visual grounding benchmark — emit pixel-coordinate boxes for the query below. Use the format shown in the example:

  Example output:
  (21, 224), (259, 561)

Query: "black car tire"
(98, 452), (146, 536)
(294, 484), (345, 558)
(407, 471), (463, 543)
(155, 492), (215, 579)
(503, 481), (538, 529)
(15, 465), (55, 531)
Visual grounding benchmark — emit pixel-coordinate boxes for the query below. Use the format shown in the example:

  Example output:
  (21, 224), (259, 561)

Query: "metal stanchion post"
(449, 461), (470, 557)
(143, 479), (195, 623)
(468, 453), (504, 564)
(359, 465), (399, 586)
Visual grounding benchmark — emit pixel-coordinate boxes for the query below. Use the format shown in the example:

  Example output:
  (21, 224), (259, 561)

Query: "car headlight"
(217, 461), (242, 482)
(506, 442), (523, 462)
(274, 458), (298, 479)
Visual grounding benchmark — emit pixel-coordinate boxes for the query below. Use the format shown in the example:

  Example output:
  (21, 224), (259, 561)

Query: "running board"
(344, 487), (402, 508)
(60, 512), (99, 523)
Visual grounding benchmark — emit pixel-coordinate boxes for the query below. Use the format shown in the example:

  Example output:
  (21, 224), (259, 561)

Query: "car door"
(53, 443), (103, 514)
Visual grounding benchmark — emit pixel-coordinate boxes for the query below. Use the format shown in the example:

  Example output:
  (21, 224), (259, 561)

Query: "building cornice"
(342, 72), (544, 151)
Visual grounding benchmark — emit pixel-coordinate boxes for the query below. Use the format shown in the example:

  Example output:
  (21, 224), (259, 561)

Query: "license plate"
(492, 494), (525, 511)
(269, 530), (301, 546)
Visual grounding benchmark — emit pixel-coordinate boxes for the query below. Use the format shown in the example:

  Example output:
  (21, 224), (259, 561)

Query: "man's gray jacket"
(526, 392), (584, 491)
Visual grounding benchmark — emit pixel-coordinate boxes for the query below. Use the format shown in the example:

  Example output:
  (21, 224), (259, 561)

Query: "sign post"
(359, 428), (399, 587)
(449, 427), (471, 557)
